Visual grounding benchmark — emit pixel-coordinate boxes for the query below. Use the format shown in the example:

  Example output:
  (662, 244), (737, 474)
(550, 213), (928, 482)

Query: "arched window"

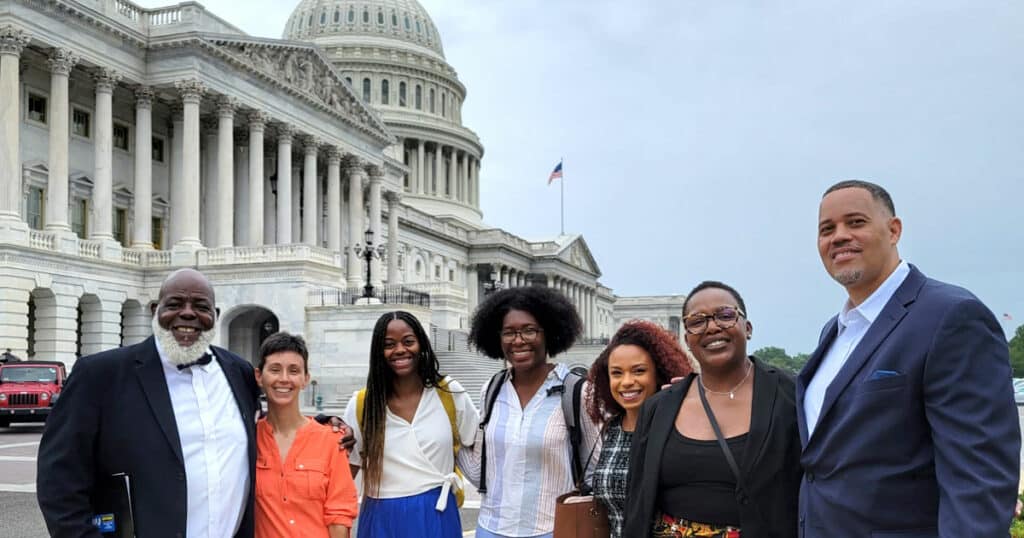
(308, 14), (313, 27)
(320, 11), (326, 25)
(346, 76), (352, 85)
(416, 20), (422, 34)
(362, 78), (371, 103)
(429, 88), (435, 113)
(404, 15), (410, 30)
(378, 10), (384, 25)
(334, 9), (340, 23)
(392, 12), (398, 27)
(381, 79), (390, 105)
(415, 84), (422, 110)
(399, 81), (407, 107)
(363, 9), (369, 23)
(348, 8), (355, 23)
(441, 93), (446, 117)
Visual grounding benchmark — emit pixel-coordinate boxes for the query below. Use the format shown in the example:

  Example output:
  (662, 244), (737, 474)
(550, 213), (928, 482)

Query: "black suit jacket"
(624, 357), (802, 538)
(37, 336), (260, 538)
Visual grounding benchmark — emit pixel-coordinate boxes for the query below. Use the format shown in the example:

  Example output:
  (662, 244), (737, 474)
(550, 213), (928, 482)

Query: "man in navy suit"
(797, 180), (1020, 537)
(37, 268), (260, 538)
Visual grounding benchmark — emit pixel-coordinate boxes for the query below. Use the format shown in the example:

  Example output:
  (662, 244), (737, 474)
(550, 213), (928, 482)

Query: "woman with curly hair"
(342, 311), (479, 538)
(623, 281), (801, 537)
(585, 320), (692, 538)
(458, 285), (600, 538)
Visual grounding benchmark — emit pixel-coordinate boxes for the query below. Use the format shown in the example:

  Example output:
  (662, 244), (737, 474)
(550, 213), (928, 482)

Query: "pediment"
(556, 236), (601, 276)
(204, 37), (392, 144)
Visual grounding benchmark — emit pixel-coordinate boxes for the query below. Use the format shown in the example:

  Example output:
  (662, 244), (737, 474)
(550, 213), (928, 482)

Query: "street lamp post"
(355, 228), (386, 300)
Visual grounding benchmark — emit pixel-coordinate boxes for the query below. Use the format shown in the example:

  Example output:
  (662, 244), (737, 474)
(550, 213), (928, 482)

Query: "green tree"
(752, 346), (809, 374)
(1009, 324), (1024, 378)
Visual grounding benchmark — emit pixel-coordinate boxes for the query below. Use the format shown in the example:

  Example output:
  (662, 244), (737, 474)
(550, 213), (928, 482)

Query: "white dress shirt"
(155, 339), (250, 538)
(804, 260), (910, 437)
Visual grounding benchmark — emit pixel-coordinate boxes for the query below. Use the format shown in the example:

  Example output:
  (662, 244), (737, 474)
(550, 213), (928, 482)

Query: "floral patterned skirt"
(652, 512), (741, 538)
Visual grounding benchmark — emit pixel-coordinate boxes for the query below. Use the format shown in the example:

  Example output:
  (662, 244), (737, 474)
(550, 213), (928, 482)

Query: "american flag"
(548, 160), (563, 184)
(1003, 313), (1013, 321)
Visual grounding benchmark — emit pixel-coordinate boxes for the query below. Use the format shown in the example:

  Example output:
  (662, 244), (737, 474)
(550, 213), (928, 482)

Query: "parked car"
(1013, 379), (1024, 405)
(0, 360), (67, 428)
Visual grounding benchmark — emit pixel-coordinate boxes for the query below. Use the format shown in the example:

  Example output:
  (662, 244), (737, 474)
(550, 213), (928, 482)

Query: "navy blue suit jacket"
(37, 337), (260, 538)
(796, 265), (1019, 538)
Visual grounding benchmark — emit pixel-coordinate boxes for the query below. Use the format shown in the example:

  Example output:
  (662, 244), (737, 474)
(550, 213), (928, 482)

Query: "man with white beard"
(37, 268), (261, 538)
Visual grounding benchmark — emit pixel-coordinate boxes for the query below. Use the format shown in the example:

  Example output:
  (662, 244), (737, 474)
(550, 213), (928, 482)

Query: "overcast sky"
(139, 0), (1024, 354)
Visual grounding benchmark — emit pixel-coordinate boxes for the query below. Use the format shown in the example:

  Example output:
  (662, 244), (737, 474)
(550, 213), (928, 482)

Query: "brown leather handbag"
(553, 491), (610, 538)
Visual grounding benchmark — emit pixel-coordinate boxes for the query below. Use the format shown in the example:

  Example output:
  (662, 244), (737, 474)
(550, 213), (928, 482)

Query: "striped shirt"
(459, 363), (601, 536)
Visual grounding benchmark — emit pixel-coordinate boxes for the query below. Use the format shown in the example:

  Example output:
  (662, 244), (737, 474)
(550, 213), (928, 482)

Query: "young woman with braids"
(342, 311), (479, 537)
(585, 320), (692, 538)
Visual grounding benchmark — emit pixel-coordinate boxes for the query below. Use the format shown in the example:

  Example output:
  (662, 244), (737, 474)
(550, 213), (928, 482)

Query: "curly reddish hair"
(586, 320), (692, 424)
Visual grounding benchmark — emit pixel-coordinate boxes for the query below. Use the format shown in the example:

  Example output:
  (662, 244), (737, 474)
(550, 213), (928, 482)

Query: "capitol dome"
(284, 0), (485, 225)
(284, 0), (445, 61)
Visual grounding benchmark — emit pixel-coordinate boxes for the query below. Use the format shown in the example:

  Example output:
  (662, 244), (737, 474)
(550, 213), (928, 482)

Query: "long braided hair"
(361, 311), (444, 497)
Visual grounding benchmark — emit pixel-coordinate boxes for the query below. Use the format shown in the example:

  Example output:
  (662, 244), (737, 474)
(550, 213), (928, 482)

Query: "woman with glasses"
(458, 285), (600, 538)
(585, 320), (692, 538)
(623, 281), (801, 538)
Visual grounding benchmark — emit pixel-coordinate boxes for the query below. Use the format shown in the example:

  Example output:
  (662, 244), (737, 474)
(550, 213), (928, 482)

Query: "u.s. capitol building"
(0, 0), (681, 401)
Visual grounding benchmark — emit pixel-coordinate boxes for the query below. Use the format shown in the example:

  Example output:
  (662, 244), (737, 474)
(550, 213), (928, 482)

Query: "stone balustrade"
(196, 244), (343, 268)
(28, 230), (55, 251)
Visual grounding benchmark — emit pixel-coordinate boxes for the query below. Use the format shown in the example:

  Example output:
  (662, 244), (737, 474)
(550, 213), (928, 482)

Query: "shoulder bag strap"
(696, 381), (750, 503)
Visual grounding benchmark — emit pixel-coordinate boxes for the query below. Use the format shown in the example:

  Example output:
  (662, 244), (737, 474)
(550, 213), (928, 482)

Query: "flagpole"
(560, 157), (564, 235)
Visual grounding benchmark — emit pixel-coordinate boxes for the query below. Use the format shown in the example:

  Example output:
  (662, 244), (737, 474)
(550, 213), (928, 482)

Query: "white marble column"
(200, 118), (218, 246)
(131, 86), (153, 248)
(290, 162), (301, 243)
(466, 265), (479, 314)
(275, 124), (293, 244)
(457, 152), (466, 202)
(326, 147), (342, 251)
(233, 131), (249, 246)
(474, 159), (481, 206)
(346, 160), (366, 287)
(91, 68), (120, 241)
(416, 139), (425, 195)
(433, 145), (443, 196)
(45, 48), (78, 234)
(301, 136), (319, 246)
(168, 105), (184, 246)
(447, 148), (456, 198)
(367, 165), (383, 287)
(247, 111), (266, 246)
(263, 154), (275, 244)
(0, 26), (29, 229)
(214, 97), (235, 248)
(173, 79), (205, 250)
(385, 191), (400, 282)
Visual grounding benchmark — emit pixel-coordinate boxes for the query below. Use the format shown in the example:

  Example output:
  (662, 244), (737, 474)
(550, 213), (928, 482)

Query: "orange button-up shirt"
(255, 418), (358, 538)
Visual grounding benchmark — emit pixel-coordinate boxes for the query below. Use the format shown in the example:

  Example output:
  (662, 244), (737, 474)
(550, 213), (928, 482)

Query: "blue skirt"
(357, 486), (462, 538)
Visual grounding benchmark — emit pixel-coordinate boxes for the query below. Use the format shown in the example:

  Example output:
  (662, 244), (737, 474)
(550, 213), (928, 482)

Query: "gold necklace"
(699, 360), (752, 400)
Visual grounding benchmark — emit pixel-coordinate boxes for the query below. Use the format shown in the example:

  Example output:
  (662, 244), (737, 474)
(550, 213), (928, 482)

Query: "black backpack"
(476, 365), (590, 494)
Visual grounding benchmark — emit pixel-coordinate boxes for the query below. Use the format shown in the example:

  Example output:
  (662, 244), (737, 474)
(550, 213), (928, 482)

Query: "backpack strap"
(355, 388), (367, 435)
(477, 369), (509, 494)
(561, 368), (587, 487)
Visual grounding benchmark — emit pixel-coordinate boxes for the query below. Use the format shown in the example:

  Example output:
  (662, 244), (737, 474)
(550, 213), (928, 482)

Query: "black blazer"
(37, 336), (260, 538)
(623, 357), (802, 538)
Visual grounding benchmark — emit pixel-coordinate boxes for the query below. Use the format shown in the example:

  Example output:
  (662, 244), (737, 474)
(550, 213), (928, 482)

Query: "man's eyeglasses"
(683, 306), (746, 335)
(500, 327), (543, 343)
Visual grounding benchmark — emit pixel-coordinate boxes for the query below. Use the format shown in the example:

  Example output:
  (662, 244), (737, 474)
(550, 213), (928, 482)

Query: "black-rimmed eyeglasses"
(500, 327), (543, 343)
(683, 306), (746, 335)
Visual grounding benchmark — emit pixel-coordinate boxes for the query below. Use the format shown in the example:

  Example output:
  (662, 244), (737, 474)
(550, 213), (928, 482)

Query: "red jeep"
(0, 360), (67, 428)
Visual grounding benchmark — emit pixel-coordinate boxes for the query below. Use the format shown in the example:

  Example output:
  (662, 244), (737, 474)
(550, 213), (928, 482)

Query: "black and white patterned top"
(593, 416), (633, 538)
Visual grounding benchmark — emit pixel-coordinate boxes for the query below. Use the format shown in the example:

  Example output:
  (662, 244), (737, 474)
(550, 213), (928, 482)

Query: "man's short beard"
(151, 316), (217, 367)
(832, 269), (863, 287)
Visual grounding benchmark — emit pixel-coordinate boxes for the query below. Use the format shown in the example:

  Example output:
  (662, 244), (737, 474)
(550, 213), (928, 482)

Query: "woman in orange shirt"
(254, 332), (358, 538)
